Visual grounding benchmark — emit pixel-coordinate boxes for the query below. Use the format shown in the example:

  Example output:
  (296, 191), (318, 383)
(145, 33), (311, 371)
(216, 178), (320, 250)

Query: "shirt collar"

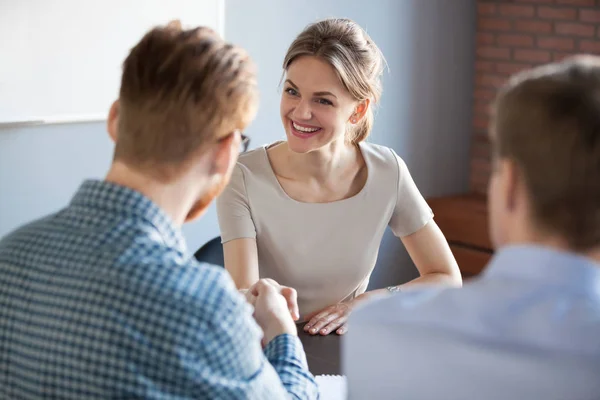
(70, 179), (187, 253)
(484, 244), (600, 295)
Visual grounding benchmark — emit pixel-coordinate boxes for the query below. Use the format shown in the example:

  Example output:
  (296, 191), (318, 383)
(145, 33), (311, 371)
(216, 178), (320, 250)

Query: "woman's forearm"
(358, 271), (462, 302)
(402, 271), (462, 288)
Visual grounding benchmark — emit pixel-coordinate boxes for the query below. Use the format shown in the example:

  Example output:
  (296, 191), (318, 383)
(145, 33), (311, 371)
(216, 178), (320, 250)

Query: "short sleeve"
(216, 164), (257, 243)
(388, 150), (434, 237)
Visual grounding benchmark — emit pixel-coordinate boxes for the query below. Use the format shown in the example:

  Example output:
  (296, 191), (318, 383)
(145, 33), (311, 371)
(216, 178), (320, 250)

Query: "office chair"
(193, 236), (225, 267)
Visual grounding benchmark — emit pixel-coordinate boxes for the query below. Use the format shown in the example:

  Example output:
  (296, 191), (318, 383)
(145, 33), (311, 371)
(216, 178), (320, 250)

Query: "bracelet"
(386, 285), (402, 293)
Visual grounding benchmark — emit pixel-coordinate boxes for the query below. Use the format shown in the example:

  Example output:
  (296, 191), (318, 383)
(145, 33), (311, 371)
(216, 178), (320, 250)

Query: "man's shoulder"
(118, 254), (246, 316)
(350, 279), (498, 332)
(351, 286), (457, 326)
(0, 212), (64, 258)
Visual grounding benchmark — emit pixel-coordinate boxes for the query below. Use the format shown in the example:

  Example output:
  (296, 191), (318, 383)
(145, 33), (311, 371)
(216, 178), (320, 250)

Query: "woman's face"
(280, 55), (359, 153)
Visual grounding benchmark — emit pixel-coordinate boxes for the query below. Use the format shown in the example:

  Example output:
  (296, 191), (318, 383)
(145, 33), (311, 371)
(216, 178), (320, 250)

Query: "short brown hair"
(283, 18), (386, 145)
(115, 21), (258, 177)
(491, 55), (600, 250)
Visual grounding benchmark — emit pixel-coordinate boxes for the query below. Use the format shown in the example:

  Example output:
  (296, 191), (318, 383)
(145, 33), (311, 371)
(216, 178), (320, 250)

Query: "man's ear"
(210, 132), (239, 178)
(349, 99), (371, 124)
(502, 159), (520, 212)
(107, 100), (119, 143)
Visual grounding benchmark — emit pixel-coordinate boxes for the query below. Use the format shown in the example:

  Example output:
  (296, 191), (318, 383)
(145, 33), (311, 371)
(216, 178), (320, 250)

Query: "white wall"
(0, 0), (475, 287)
(0, 122), (221, 252)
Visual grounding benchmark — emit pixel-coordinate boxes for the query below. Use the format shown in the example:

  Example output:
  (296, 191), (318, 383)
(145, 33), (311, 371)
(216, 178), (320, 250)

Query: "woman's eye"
(317, 98), (333, 106)
(285, 87), (298, 96)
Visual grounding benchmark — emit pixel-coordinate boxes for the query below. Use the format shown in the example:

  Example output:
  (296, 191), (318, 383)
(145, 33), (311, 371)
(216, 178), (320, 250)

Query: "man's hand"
(245, 278), (299, 321)
(250, 279), (299, 345)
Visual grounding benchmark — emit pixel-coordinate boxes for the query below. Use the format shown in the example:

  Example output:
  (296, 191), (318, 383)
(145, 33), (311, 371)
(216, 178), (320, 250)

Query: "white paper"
(316, 374), (347, 400)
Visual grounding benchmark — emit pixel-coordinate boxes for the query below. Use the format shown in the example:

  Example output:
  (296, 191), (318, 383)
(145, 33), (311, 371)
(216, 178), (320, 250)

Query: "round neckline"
(260, 141), (371, 205)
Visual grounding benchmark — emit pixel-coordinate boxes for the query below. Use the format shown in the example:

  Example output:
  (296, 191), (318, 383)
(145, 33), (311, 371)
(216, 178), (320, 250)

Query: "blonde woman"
(217, 18), (461, 336)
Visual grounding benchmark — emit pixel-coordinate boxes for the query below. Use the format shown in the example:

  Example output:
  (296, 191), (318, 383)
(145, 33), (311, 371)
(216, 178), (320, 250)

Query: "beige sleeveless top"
(216, 142), (433, 318)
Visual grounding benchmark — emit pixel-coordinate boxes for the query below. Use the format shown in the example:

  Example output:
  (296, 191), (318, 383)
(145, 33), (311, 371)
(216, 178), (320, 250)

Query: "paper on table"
(316, 374), (347, 400)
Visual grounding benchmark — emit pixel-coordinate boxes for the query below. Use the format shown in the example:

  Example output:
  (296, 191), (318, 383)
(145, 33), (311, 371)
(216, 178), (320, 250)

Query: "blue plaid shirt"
(0, 180), (318, 399)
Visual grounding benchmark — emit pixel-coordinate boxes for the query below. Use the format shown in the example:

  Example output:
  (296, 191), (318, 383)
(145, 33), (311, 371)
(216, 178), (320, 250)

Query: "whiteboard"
(0, 0), (224, 125)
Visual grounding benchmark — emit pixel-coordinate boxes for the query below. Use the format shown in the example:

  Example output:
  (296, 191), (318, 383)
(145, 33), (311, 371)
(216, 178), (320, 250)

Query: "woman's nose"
(292, 99), (312, 121)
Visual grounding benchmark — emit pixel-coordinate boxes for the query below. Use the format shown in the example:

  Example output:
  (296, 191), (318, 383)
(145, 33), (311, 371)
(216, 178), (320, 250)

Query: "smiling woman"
(216, 17), (462, 336)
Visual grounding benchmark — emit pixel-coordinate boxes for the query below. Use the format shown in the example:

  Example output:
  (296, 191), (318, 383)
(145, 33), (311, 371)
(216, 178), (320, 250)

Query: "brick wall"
(471, 0), (600, 194)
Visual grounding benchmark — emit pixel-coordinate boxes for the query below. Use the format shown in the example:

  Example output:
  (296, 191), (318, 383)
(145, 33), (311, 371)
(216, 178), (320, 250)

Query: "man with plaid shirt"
(0, 21), (318, 399)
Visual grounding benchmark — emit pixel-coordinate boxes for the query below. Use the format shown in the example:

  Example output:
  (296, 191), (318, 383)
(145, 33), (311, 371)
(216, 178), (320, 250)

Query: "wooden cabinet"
(427, 194), (494, 278)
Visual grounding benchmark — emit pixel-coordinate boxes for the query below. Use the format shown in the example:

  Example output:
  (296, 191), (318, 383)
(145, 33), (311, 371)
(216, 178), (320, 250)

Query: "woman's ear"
(349, 99), (370, 124)
(107, 100), (120, 143)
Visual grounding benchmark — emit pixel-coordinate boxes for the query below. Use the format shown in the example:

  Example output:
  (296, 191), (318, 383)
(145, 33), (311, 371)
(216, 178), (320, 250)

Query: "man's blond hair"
(115, 21), (258, 179)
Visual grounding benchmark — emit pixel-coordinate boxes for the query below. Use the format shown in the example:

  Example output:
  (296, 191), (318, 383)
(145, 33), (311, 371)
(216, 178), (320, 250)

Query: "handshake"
(242, 279), (300, 346)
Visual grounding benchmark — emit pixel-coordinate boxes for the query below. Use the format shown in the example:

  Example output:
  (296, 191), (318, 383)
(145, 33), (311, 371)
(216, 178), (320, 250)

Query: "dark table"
(298, 324), (342, 375)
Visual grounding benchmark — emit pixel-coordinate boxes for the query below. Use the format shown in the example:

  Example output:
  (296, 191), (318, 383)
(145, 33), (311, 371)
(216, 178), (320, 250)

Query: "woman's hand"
(303, 302), (353, 336)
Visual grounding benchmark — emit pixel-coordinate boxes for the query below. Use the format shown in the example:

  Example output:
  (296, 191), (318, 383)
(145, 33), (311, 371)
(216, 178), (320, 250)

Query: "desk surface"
(298, 327), (341, 376)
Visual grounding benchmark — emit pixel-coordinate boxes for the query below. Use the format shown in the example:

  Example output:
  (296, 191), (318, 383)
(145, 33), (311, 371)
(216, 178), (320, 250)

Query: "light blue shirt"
(0, 180), (318, 399)
(344, 245), (600, 400)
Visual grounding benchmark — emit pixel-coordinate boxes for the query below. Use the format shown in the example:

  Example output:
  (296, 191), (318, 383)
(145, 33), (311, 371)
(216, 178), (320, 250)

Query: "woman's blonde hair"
(283, 18), (386, 144)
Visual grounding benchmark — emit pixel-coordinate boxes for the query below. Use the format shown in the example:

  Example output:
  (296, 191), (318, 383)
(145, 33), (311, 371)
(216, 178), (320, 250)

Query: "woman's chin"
(285, 133), (320, 153)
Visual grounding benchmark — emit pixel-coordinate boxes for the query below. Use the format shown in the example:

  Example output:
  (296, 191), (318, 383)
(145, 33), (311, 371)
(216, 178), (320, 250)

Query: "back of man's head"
(113, 20), (258, 180)
(490, 56), (600, 252)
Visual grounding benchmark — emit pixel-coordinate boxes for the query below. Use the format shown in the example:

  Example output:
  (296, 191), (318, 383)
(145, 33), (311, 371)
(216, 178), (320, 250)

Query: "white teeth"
(293, 121), (320, 133)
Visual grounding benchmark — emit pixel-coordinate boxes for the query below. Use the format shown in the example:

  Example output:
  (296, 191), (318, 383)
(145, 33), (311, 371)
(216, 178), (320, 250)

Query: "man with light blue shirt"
(344, 56), (600, 399)
(0, 21), (317, 399)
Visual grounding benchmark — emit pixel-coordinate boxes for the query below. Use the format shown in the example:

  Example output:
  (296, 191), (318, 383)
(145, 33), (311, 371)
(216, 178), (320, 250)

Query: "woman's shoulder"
(360, 142), (402, 171)
(229, 141), (282, 187)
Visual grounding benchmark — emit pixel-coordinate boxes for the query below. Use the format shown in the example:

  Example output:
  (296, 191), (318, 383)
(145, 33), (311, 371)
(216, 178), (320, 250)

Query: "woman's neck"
(284, 139), (359, 183)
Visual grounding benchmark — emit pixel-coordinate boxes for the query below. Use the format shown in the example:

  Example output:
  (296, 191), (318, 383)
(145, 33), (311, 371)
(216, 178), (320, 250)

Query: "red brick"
(471, 157), (491, 172)
(471, 157), (491, 173)
(470, 176), (489, 195)
(553, 51), (578, 61)
(499, 4), (535, 17)
(473, 88), (497, 102)
(473, 114), (490, 130)
(537, 37), (575, 51)
(475, 61), (495, 72)
(477, 46), (511, 60)
(514, 0), (553, 3)
(497, 34), (534, 47)
(555, 0), (595, 5)
(580, 40), (600, 53)
(496, 62), (532, 75)
(580, 10), (600, 23)
(514, 49), (552, 63)
(476, 73), (506, 88)
(477, 32), (496, 46)
(555, 22), (595, 37)
(470, 166), (492, 195)
(473, 101), (492, 117)
(514, 20), (552, 34)
(471, 139), (491, 160)
(470, 131), (485, 143)
(537, 6), (578, 20)
(471, 166), (491, 179)
(479, 18), (512, 32)
(478, 3), (497, 15)
(471, 159), (492, 180)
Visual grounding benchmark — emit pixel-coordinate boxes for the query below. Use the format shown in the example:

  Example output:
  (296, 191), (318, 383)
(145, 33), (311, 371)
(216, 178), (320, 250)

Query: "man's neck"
(104, 162), (198, 226)
(586, 247), (600, 264)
